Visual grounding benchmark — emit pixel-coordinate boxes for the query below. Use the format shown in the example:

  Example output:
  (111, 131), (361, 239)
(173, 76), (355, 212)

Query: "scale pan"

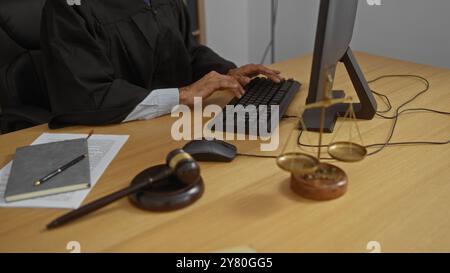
(328, 142), (367, 162)
(276, 153), (320, 175)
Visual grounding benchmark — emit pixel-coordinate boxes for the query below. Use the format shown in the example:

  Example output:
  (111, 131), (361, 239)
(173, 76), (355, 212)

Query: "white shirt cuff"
(123, 88), (179, 122)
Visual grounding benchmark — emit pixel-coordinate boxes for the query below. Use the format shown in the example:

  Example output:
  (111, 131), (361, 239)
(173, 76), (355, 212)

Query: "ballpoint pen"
(34, 154), (87, 186)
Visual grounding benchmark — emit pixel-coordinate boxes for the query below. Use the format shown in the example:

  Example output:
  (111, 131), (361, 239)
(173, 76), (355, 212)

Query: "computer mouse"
(183, 139), (237, 162)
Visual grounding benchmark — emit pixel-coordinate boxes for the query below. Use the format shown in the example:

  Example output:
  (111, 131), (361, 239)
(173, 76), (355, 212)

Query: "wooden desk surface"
(0, 52), (449, 253)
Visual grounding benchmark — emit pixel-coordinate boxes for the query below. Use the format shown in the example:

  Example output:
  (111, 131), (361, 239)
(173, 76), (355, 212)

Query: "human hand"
(179, 71), (245, 106)
(227, 64), (284, 86)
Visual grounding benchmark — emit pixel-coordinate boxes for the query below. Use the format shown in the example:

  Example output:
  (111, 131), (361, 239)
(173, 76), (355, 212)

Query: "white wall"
(353, 0), (450, 69)
(205, 0), (450, 69)
(247, 0), (318, 65)
(204, 0), (249, 66)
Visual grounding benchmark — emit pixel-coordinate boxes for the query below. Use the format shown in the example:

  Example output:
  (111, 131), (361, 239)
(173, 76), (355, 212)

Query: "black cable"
(282, 115), (299, 119)
(371, 90), (392, 113)
(297, 114), (450, 148)
(367, 75), (433, 155)
(295, 74), (450, 156)
(238, 74), (450, 160)
(236, 152), (278, 159)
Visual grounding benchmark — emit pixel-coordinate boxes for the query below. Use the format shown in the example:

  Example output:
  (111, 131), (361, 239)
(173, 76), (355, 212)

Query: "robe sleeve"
(41, 0), (150, 129)
(177, 0), (237, 81)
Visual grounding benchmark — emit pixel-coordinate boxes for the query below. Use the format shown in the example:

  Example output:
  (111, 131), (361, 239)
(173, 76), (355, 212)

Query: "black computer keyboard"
(210, 77), (301, 135)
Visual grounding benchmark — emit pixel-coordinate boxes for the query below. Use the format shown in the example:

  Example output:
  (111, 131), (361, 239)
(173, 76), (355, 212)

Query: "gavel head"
(166, 149), (201, 185)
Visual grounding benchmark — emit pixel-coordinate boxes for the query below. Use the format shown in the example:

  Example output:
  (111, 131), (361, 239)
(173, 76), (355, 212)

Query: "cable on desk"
(371, 90), (392, 113)
(294, 74), (450, 157)
(237, 74), (450, 160)
(367, 74), (450, 155)
(282, 115), (299, 119)
(236, 152), (278, 159)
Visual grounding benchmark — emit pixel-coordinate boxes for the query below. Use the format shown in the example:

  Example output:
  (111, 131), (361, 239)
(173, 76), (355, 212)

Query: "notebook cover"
(5, 138), (91, 202)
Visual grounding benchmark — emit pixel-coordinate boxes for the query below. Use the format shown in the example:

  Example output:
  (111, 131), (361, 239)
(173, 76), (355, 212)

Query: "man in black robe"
(41, 0), (283, 128)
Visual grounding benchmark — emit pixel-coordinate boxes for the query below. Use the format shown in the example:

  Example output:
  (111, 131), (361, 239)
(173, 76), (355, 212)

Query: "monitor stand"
(300, 48), (377, 133)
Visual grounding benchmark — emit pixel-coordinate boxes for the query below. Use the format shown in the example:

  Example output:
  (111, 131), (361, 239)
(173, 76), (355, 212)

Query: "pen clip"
(86, 130), (94, 140)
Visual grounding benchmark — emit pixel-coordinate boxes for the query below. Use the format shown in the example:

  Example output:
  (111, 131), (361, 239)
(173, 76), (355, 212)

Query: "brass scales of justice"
(276, 71), (368, 201)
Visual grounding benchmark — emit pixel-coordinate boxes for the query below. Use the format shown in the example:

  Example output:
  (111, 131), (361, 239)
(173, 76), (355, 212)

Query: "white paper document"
(0, 133), (128, 209)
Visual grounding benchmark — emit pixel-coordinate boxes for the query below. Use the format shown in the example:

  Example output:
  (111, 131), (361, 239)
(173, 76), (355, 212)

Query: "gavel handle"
(47, 167), (172, 229)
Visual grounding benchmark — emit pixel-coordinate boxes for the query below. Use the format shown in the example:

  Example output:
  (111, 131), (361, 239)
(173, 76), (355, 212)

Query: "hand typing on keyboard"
(179, 71), (245, 106)
(228, 64), (284, 86)
(179, 64), (284, 106)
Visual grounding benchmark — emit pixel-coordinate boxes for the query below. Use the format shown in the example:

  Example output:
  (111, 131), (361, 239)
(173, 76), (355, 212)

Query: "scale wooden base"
(290, 163), (348, 201)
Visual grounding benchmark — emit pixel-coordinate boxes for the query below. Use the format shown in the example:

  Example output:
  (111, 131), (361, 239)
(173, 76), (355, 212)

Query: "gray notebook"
(5, 138), (91, 202)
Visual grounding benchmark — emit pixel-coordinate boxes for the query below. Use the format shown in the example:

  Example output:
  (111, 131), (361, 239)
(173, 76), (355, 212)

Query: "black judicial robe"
(41, 0), (236, 128)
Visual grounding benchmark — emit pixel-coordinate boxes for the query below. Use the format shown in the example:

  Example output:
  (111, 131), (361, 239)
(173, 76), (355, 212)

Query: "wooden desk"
(1, 52), (449, 252)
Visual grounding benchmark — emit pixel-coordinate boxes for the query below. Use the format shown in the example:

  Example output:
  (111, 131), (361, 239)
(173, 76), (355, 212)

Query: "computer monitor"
(301, 0), (377, 132)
